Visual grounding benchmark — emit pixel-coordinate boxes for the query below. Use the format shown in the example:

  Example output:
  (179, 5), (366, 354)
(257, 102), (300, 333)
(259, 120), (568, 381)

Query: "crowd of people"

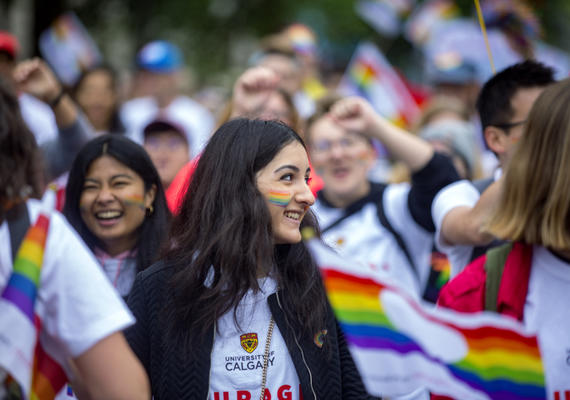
(0, 14), (569, 400)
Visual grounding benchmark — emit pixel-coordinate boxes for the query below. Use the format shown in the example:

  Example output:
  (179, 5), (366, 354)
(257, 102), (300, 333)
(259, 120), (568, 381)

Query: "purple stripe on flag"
(1, 285), (34, 322)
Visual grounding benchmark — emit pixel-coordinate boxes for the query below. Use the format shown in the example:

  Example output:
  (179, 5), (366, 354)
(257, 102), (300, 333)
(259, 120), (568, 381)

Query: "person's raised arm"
(439, 178), (501, 246)
(13, 58), (77, 128)
(329, 96), (434, 172)
(229, 66), (280, 119)
(13, 58), (94, 181)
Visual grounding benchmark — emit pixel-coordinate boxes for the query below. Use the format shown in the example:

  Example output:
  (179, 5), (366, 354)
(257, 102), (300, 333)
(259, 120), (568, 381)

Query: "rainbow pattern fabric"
(306, 237), (546, 400)
(0, 191), (67, 400)
(338, 42), (419, 128)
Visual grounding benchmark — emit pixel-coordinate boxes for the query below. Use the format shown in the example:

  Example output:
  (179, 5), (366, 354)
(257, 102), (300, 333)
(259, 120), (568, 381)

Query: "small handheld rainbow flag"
(306, 236), (546, 400)
(0, 189), (67, 399)
(338, 42), (420, 128)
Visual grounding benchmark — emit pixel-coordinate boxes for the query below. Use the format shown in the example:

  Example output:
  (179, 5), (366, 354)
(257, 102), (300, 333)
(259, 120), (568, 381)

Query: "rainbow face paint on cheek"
(268, 190), (292, 207)
(123, 194), (147, 210)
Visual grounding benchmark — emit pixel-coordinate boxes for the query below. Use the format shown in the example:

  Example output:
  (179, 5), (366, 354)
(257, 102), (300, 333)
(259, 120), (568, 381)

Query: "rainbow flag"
(338, 42), (419, 128)
(0, 190), (67, 399)
(306, 236), (546, 399)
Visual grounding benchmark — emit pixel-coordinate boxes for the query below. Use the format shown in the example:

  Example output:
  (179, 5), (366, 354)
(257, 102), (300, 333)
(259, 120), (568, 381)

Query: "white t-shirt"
(523, 246), (570, 399)
(0, 200), (134, 397)
(208, 277), (301, 400)
(313, 183), (433, 297)
(121, 95), (215, 158)
(432, 180), (481, 278)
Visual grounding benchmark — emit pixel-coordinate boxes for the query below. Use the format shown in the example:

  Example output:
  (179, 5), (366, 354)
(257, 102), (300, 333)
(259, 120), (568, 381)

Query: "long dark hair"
(0, 77), (44, 209)
(167, 118), (328, 345)
(63, 134), (170, 272)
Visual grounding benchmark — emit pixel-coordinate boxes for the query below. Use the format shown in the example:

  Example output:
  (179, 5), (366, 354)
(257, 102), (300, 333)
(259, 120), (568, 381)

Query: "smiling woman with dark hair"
(63, 134), (170, 297)
(125, 118), (376, 400)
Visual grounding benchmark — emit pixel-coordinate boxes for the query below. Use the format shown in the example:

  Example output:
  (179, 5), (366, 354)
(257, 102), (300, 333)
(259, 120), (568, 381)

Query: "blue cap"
(136, 40), (182, 73)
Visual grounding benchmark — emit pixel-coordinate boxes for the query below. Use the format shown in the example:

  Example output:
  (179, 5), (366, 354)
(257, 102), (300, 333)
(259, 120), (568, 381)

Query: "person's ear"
(484, 126), (508, 156)
(144, 184), (157, 210)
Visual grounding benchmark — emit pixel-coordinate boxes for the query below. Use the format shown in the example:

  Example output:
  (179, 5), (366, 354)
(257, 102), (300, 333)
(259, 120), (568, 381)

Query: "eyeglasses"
(492, 119), (527, 131)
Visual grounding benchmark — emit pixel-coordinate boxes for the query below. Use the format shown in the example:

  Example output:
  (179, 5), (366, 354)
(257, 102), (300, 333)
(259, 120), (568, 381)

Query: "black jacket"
(126, 261), (379, 399)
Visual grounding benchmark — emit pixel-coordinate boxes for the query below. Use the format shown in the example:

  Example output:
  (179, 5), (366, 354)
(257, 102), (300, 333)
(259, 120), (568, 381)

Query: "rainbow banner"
(306, 236), (546, 399)
(338, 42), (419, 128)
(0, 189), (67, 399)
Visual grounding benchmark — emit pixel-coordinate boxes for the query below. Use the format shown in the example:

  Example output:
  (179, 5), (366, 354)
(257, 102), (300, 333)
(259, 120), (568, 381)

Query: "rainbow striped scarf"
(0, 191), (67, 399)
(306, 236), (546, 399)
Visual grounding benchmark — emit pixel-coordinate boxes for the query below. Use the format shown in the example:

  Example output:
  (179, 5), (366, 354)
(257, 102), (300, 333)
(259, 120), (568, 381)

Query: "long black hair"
(63, 134), (170, 272)
(167, 118), (328, 345)
(0, 77), (44, 209)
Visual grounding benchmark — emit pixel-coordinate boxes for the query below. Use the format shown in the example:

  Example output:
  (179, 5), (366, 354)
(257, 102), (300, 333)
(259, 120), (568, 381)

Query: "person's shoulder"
(438, 255), (487, 312)
(138, 259), (176, 282)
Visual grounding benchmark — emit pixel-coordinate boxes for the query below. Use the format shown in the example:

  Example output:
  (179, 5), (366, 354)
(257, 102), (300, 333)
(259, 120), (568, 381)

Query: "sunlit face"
(256, 141), (315, 244)
(76, 70), (117, 133)
(80, 155), (156, 256)
(308, 116), (375, 207)
(143, 130), (190, 189)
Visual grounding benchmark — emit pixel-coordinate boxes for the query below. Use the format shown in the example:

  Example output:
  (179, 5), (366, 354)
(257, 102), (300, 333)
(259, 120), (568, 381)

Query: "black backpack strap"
(375, 187), (419, 281)
(484, 243), (513, 312)
(5, 202), (31, 261)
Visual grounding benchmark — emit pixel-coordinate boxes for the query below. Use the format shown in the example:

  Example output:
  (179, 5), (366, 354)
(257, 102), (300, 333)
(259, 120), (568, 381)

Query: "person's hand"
(328, 96), (383, 137)
(230, 66), (280, 118)
(13, 58), (62, 105)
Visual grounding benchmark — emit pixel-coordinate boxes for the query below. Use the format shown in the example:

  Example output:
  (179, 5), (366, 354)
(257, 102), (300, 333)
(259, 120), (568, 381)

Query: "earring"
(146, 205), (154, 215)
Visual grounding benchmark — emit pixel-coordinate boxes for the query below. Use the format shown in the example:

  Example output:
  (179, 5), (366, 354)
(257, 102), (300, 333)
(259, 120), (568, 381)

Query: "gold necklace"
(259, 316), (275, 400)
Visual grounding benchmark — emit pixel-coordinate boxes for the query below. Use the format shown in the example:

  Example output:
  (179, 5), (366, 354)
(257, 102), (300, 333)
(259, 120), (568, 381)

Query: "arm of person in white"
(72, 333), (150, 400)
(328, 97), (434, 173)
(40, 208), (149, 399)
(434, 179), (501, 247)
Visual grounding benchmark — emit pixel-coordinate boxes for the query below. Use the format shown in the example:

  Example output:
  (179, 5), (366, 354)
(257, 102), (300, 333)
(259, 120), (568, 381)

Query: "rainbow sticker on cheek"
(268, 190), (292, 207)
(123, 194), (147, 210)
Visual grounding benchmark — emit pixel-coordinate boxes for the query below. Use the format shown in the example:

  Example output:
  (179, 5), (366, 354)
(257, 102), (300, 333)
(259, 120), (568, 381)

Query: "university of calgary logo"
(240, 332), (258, 353)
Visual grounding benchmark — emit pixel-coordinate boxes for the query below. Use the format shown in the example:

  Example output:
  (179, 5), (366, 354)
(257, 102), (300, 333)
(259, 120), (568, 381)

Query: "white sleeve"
(38, 211), (135, 358)
(431, 180), (480, 277)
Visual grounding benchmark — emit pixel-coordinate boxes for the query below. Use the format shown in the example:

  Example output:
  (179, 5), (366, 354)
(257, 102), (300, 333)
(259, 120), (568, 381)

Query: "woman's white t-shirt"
(208, 277), (302, 400)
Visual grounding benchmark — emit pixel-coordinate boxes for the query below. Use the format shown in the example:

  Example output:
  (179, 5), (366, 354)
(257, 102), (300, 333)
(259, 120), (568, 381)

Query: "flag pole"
(474, 0), (496, 74)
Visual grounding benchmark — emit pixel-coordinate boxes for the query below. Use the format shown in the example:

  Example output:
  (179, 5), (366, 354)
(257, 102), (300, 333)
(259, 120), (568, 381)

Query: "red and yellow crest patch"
(240, 332), (258, 353)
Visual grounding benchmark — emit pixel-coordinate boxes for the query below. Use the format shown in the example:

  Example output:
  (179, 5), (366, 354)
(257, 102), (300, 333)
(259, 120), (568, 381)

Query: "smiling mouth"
(95, 210), (123, 220)
(284, 210), (302, 222)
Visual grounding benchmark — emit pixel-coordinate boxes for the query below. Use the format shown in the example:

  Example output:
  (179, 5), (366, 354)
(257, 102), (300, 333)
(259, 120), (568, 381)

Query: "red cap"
(0, 31), (19, 59)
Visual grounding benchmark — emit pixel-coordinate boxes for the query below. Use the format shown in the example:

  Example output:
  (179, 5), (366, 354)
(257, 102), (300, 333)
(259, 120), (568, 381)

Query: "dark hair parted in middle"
(167, 118), (328, 344)
(63, 134), (170, 273)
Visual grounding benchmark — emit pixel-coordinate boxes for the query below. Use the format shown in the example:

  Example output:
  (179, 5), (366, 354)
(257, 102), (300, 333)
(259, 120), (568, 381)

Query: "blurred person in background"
(72, 65), (126, 136)
(121, 40), (214, 157)
(252, 34), (316, 119)
(306, 95), (459, 303)
(143, 118), (191, 190)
